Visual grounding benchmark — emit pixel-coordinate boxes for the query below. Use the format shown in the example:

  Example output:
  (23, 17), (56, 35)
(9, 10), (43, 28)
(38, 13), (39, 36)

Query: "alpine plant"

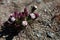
(7, 5), (39, 28)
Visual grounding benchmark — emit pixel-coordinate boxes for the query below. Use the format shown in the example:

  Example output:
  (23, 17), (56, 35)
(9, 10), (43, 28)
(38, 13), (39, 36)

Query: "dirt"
(0, 0), (60, 40)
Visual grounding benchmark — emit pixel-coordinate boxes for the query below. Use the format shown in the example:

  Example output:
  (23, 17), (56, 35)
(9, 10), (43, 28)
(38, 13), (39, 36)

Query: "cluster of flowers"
(7, 6), (39, 27)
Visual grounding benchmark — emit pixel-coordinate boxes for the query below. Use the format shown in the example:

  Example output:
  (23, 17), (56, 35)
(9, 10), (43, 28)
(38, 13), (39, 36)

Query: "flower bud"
(14, 11), (19, 18)
(31, 5), (37, 13)
(24, 8), (27, 12)
(8, 17), (16, 24)
(11, 17), (16, 22)
(10, 13), (14, 17)
(22, 21), (28, 26)
(18, 12), (22, 18)
(30, 13), (36, 19)
(34, 13), (39, 18)
(24, 8), (28, 16)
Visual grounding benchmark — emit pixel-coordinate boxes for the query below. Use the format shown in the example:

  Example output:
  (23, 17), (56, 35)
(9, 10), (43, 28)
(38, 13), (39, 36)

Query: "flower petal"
(34, 13), (39, 18)
(22, 21), (28, 26)
(30, 13), (36, 19)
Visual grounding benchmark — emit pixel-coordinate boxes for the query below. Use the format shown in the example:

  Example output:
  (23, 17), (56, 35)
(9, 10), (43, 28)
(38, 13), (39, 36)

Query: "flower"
(18, 12), (25, 19)
(30, 13), (36, 19)
(14, 11), (19, 18)
(10, 13), (13, 16)
(24, 7), (28, 16)
(24, 7), (27, 12)
(22, 21), (28, 26)
(34, 13), (39, 18)
(11, 17), (16, 22)
(8, 17), (16, 24)
(22, 12), (25, 17)
(18, 12), (22, 18)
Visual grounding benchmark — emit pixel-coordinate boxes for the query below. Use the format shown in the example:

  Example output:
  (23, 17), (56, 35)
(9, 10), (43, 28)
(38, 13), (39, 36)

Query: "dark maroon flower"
(24, 7), (27, 12)
(22, 12), (26, 18)
(19, 12), (23, 18)
(13, 11), (19, 18)
(18, 12), (22, 18)
(24, 7), (28, 16)
(18, 12), (25, 19)
(34, 13), (39, 18)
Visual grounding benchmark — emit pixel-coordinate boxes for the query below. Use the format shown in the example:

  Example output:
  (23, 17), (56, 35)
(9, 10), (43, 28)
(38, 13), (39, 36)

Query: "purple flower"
(24, 8), (27, 12)
(18, 12), (22, 18)
(13, 11), (19, 18)
(22, 12), (25, 17)
(34, 13), (39, 18)
(18, 12), (26, 21)
(24, 8), (28, 16)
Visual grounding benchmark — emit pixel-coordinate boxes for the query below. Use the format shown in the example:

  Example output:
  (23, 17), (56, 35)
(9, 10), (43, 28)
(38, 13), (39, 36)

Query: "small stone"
(3, 36), (6, 38)
(31, 5), (37, 13)
(3, 35), (8, 38)
(35, 0), (42, 4)
(33, 30), (43, 38)
(46, 31), (55, 38)
(44, 9), (47, 12)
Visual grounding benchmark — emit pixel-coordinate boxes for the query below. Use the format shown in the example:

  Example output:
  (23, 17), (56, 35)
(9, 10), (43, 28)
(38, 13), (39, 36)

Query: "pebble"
(46, 31), (55, 38)
(3, 35), (8, 38)
(35, 0), (42, 4)
(33, 30), (43, 38)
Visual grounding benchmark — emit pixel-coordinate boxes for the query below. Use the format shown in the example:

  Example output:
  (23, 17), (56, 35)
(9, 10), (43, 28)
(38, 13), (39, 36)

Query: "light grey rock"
(46, 31), (55, 38)
(33, 30), (43, 38)
(35, 0), (42, 3)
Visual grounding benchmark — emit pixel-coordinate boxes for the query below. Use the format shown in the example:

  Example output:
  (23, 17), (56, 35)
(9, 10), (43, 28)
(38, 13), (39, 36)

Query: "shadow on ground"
(0, 21), (25, 40)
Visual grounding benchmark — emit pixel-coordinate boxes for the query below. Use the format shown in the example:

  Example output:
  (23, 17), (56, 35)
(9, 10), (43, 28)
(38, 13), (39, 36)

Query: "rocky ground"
(0, 0), (60, 40)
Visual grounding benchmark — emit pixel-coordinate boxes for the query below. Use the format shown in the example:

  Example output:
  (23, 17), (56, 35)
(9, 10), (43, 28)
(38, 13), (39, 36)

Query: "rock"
(46, 31), (55, 38)
(2, 35), (8, 38)
(35, 0), (42, 4)
(33, 30), (43, 38)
